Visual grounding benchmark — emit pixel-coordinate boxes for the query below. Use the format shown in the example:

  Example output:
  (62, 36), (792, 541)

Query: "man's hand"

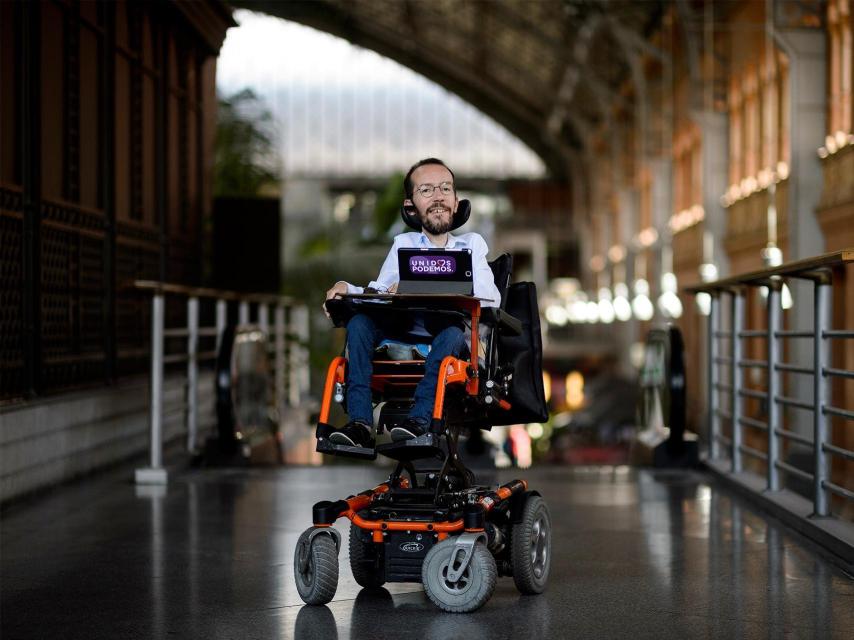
(387, 282), (398, 294)
(323, 281), (349, 318)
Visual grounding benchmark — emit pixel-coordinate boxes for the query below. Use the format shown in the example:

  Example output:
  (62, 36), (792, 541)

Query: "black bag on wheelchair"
(490, 281), (548, 425)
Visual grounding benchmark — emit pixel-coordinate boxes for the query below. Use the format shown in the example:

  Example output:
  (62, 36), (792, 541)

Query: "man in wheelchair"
(323, 158), (501, 449)
(300, 160), (550, 611)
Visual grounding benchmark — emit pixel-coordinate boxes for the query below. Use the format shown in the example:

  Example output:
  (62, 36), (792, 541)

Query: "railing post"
(708, 293), (720, 460)
(289, 305), (309, 407)
(258, 302), (269, 333)
(813, 275), (831, 517)
(186, 296), (199, 454)
(731, 288), (744, 474)
(766, 282), (781, 491)
(275, 304), (286, 413)
(136, 292), (168, 484)
(239, 300), (249, 325)
(215, 298), (227, 353)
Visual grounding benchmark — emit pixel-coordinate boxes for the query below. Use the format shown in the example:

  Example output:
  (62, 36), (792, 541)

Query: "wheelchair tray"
(325, 293), (492, 328)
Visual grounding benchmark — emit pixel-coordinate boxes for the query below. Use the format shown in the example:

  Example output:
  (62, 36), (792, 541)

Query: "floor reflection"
(2, 465), (852, 639)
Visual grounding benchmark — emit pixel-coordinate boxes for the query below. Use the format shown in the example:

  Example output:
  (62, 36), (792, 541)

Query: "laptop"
(396, 248), (474, 295)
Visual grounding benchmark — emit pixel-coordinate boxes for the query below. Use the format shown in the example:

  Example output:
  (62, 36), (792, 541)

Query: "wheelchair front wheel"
(511, 495), (551, 594)
(294, 528), (339, 605)
(422, 537), (496, 613)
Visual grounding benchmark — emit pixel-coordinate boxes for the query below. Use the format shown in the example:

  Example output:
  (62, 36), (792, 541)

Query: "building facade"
(1, 0), (232, 402)
(0, 0), (232, 501)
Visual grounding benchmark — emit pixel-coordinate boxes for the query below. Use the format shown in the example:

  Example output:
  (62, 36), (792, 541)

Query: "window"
(828, 0), (853, 135)
(727, 45), (789, 195)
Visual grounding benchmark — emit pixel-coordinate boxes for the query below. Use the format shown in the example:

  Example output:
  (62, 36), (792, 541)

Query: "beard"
(420, 205), (453, 235)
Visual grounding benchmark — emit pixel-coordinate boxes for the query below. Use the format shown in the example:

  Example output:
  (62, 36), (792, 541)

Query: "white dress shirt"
(343, 231), (501, 308)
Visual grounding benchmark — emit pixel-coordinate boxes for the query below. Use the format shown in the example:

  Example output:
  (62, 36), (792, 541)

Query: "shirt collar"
(419, 231), (460, 249)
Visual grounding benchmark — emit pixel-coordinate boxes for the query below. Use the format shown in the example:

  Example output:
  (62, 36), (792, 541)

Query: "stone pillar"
(776, 29), (826, 261)
(774, 27), (827, 431)
(617, 187), (639, 375)
(694, 109), (730, 447)
(696, 110), (731, 277)
(650, 157), (674, 314)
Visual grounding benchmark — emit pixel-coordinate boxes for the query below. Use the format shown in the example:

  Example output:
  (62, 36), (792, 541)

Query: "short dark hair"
(403, 158), (456, 199)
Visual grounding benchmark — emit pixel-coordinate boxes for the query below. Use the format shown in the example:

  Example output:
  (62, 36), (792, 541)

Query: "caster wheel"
(422, 537), (496, 613)
(349, 523), (385, 589)
(511, 495), (551, 594)
(294, 528), (339, 605)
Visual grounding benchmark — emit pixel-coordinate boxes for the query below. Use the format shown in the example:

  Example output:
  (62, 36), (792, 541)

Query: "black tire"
(422, 537), (497, 613)
(510, 495), (551, 594)
(348, 523), (385, 589)
(294, 528), (339, 605)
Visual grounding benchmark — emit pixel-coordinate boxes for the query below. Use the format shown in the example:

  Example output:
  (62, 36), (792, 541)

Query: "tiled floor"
(2, 464), (853, 639)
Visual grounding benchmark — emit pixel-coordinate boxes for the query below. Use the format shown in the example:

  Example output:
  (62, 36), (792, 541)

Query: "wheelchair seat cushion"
(372, 336), (488, 365)
(375, 339), (430, 361)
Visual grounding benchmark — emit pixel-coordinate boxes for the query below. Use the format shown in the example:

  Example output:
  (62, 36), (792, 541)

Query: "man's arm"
(322, 237), (402, 317)
(365, 236), (401, 292)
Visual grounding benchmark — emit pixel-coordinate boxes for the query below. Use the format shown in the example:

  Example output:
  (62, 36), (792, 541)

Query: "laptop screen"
(396, 248), (474, 295)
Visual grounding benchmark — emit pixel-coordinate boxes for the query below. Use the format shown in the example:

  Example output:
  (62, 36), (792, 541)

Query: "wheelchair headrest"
(400, 199), (471, 232)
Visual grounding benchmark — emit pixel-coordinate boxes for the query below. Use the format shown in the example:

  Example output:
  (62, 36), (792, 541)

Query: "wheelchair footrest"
(377, 433), (443, 461)
(316, 437), (377, 461)
(315, 423), (377, 461)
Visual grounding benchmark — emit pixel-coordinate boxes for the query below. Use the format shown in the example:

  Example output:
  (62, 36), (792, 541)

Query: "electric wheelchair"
(294, 201), (550, 613)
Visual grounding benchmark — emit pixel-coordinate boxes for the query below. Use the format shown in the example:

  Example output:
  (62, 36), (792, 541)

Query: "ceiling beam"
(546, 14), (602, 137)
(606, 17), (669, 63)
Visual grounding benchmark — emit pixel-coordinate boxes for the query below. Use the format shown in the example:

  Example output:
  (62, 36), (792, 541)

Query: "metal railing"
(689, 249), (854, 565)
(133, 281), (309, 485)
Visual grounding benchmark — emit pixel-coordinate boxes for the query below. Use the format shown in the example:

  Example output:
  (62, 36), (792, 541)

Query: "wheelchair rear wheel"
(422, 537), (497, 613)
(294, 528), (339, 605)
(510, 495), (551, 594)
(348, 523), (385, 589)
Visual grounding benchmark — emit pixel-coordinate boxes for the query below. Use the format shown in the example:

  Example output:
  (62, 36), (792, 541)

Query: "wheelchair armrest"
(480, 307), (522, 336)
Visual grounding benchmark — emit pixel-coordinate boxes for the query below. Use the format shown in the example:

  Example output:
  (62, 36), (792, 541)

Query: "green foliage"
(214, 88), (279, 197)
(373, 172), (405, 237)
(298, 231), (335, 259)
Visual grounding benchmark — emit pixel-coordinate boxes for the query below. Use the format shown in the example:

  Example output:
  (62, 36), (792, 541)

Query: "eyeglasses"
(414, 181), (454, 198)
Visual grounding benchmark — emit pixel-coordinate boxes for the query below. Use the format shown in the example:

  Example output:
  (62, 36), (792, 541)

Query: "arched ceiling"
(232, 0), (665, 180)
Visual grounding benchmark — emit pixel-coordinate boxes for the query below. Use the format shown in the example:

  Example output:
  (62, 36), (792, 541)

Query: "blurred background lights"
(658, 272), (683, 319)
(542, 372), (552, 404)
(612, 282), (633, 322)
(565, 371), (584, 410)
(597, 287), (615, 324)
(585, 299), (601, 324)
(632, 279), (654, 321)
(526, 423), (544, 439)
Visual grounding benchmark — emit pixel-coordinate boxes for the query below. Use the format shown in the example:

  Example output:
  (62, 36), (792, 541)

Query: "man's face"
(408, 164), (458, 235)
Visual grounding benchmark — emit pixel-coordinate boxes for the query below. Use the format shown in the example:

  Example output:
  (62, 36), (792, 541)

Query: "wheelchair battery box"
(383, 531), (436, 583)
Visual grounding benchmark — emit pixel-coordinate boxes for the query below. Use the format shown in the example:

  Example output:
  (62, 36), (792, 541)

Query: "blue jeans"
(345, 313), (468, 425)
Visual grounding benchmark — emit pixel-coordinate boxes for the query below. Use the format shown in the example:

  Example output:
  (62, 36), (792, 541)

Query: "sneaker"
(329, 420), (375, 448)
(390, 417), (429, 442)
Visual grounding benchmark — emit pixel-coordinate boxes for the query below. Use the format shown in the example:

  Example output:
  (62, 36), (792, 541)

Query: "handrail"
(687, 249), (854, 567)
(685, 249), (854, 292)
(133, 281), (309, 486)
(134, 280), (293, 305)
